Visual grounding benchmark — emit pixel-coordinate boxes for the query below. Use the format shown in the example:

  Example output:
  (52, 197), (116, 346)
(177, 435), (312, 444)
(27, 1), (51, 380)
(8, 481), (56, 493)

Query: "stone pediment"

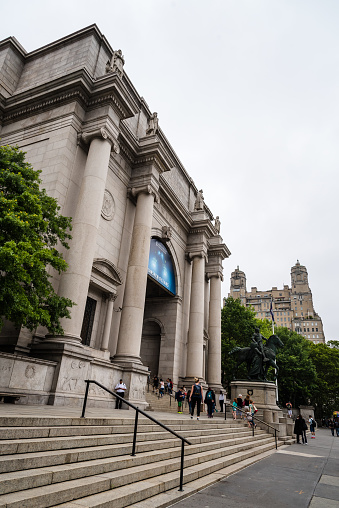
(91, 258), (123, 294)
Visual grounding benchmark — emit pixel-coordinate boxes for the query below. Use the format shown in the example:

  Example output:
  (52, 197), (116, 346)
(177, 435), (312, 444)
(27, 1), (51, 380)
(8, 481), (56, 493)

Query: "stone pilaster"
(101, 293), (117, 351)
(53, 127), (119, 344)
(114, 184), (158, 365)
(186, 252), (206, 380)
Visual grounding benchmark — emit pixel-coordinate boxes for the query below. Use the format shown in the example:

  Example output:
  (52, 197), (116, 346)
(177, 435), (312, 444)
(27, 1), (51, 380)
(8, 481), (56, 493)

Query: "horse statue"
(229, 334), (284, 381)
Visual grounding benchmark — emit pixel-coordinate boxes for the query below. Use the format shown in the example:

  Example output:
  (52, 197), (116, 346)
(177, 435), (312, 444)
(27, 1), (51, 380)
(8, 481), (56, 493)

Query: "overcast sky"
(2, 0), (338, 341)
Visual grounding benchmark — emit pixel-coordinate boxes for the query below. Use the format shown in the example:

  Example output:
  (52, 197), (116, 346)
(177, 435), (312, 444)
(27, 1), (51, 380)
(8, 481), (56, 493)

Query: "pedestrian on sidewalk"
(328, 419), (335, 436)
(114, 379), (127, 409)
(204, 387), (215, 418)
(219, 391), (224, 413)
(189, 377), (203, 420)
(294, 414), (308, 444)
(334, 419), (339, 437)
(309, 415), (316, 438)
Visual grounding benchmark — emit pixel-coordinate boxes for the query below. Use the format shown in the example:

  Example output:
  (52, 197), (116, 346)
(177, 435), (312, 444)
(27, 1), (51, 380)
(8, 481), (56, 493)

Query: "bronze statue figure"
(229, 332), (284, 381)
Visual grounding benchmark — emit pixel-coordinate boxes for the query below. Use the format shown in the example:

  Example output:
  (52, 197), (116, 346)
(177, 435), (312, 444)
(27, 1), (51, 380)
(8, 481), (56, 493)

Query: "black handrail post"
(178, 440), (185, 491)
(275, 428), (277, 449)
(252, 422), (255, 437)
(131, 409), (139, 456)
(81, 380), (90, 418)
(224, 402), (227, 421)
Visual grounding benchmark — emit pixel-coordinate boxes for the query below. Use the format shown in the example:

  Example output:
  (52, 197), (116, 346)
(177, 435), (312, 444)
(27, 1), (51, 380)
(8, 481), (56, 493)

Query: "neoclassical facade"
(0, 25), (230, 407)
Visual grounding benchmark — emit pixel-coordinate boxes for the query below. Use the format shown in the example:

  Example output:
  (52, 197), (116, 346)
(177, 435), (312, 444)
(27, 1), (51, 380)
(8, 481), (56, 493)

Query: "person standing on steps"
(219, 391), (225, 413)
(286, 401), (293, 418)
(114, 379), (127, 409)
(189, 377), (203, 420)
(204, 387), (215, 418)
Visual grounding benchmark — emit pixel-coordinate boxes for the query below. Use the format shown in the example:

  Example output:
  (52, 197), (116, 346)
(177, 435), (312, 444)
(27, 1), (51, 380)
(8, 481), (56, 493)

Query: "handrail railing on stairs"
(223, 401), (280, 449)
(81, 380), (192, 491)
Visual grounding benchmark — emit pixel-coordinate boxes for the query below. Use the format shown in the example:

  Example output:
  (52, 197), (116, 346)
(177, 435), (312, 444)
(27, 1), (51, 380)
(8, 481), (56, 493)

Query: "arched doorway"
(140, 320), (162, 376)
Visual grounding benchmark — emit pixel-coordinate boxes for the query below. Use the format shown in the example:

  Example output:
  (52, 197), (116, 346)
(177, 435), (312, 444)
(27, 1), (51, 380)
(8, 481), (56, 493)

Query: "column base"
(112, 353), (143, 365)
(44, 333), (83, 345)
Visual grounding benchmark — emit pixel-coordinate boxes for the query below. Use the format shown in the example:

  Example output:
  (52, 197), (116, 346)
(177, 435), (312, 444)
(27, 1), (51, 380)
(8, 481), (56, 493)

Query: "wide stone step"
(0, 424), (259, 455)
(0, 437), (276, 507)
(0, 424), (266, 474)
(0, 431), (269, 493)
(49, 441), (278, 508)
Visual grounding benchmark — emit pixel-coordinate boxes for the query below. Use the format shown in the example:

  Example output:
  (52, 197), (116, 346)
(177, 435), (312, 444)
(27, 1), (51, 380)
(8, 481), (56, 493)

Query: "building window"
(81, 296), (97, 346)
(307, 328), (309, 332)
(316, 328), (318, 332)
(312, 328), (314, 332)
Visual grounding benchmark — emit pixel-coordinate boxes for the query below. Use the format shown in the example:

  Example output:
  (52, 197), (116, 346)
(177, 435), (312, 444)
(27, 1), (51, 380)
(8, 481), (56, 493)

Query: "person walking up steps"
(190, 377), (203, 420)
(204, 387), (215, 418)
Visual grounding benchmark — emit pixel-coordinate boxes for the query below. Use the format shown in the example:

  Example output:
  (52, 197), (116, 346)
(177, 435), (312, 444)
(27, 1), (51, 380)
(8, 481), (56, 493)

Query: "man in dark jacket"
(294, 414), (308, 444)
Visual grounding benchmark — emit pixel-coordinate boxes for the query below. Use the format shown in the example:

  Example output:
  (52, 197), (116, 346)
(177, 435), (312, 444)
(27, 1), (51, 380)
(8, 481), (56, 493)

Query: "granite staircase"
(0, 413), (282, 508)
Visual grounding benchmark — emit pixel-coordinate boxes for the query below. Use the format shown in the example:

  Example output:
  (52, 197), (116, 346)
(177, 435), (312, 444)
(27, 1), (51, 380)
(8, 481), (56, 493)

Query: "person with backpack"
(175, 388), (185, 413)
(309, 415), (316, 438)
(189, 377), (204, 420)
(286, 401), (292, 418)
(204, 387), (215, 418)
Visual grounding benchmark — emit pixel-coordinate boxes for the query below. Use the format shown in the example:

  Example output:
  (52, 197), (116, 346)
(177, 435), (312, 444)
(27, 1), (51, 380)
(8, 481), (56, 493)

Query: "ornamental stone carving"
(194, 189), (204, 211)
(105, 49), (125, 78)
(101, 189), (115, 221)
(162, 225), (172, 241)
(214, 216), (221, 234)
(25, 365), (36, 379)
(146, 112), (159, 135)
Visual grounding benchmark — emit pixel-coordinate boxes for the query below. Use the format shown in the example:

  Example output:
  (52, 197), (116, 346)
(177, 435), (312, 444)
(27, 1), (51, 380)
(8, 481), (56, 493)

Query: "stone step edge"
(49, 442), (279, 508)
(0, 432), (274, 480)
(0, 425), (253, 449)
(0, 437), (277, 501)
(128, 447), (279, 508)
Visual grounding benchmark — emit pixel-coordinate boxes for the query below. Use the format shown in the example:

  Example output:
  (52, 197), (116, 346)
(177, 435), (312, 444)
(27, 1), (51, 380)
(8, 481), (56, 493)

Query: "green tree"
(0, 144), (73, 334)
(275, 327), (317, 407)
(221, 297), (257, 390)
(309, 343), (339, 418)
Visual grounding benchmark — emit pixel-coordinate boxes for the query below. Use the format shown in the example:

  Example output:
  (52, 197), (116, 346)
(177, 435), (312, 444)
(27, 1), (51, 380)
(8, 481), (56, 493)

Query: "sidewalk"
(170, 428), (339, 508)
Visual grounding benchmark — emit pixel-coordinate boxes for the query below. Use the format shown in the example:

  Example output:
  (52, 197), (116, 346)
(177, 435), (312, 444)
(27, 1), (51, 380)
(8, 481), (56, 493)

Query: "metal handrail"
(81, 380), (191, 491)
(224, 401), (280, 449)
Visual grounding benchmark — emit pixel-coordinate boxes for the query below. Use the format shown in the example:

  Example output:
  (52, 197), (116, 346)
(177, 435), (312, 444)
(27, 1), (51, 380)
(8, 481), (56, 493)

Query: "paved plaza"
(170, 428), (339, 508)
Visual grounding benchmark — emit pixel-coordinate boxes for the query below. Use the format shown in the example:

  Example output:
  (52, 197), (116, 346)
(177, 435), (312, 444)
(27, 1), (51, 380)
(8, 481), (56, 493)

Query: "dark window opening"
(81, 297), (97, 346)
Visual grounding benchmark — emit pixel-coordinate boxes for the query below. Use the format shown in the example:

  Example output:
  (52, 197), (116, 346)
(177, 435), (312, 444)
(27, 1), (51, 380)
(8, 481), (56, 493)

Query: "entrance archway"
(140, 320), (162, 377)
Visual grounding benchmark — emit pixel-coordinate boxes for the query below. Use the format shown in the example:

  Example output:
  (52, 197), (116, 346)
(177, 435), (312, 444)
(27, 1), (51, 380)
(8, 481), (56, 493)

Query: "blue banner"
(148, 238), (176, 295)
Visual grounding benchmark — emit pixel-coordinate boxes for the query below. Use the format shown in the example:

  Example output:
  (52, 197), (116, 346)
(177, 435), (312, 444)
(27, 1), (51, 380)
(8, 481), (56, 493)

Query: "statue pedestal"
(230, 380), (278, 410)
(230, 380), (293, 441)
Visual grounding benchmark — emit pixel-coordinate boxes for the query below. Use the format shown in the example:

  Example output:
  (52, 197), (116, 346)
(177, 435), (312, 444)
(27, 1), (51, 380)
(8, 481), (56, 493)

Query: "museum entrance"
(140, 319), (161, 377)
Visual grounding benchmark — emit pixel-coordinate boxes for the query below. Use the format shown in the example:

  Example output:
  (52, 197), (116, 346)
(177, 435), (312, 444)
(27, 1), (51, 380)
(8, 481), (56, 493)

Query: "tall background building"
(228, 261), (325, 344)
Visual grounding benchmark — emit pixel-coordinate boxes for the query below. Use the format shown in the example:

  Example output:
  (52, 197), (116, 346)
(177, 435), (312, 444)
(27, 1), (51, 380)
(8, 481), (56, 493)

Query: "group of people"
(152, 375), (173, 397)
(232, 393), (257, 428)
(293, 414), (317, 444)
(174, 379), (225, 419)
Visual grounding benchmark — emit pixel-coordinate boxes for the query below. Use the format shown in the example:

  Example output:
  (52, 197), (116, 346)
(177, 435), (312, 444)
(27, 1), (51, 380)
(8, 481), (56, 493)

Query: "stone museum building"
(0, 25), (230, 408)
(228, 261), (325, 343)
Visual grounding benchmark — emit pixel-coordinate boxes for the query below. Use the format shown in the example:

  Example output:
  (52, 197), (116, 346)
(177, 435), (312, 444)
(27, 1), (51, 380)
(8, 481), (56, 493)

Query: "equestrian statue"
(229, 327), (284, 381)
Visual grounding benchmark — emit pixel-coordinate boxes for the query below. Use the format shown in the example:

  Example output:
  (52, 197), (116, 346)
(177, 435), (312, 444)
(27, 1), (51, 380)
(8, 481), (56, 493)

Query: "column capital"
(103, 292), (117, 302)
(206, 271), (224, 282)
(128, 184), (160, 204)
(78, 127), (120, 154)
(187, 250), (208, 263)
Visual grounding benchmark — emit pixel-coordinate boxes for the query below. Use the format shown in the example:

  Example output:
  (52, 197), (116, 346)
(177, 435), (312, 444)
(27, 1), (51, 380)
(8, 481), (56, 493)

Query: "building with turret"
(228, 261), (325, 343)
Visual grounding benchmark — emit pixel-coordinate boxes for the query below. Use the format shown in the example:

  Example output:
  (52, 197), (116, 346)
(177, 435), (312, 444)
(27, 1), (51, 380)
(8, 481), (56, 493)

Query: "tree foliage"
(309, 343), (339, 418)
(0, 145), (73, 334)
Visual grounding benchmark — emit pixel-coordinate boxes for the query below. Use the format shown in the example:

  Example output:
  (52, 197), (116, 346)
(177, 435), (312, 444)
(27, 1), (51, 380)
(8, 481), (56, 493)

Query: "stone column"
(56, 128), (119, 343)
(186, 253), (205, 380)
(101, 293), (116, 351)
(207, 273), (223, 390)
(114, 185), (157, 364)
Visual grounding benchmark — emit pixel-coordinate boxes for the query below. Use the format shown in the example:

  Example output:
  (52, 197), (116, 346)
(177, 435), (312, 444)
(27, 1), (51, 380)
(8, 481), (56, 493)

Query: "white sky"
(2, 0), (338, 340)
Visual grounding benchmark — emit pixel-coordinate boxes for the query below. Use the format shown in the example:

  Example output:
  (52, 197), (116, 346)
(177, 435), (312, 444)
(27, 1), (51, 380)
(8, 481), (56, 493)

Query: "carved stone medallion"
(101, 190), (115, 221)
